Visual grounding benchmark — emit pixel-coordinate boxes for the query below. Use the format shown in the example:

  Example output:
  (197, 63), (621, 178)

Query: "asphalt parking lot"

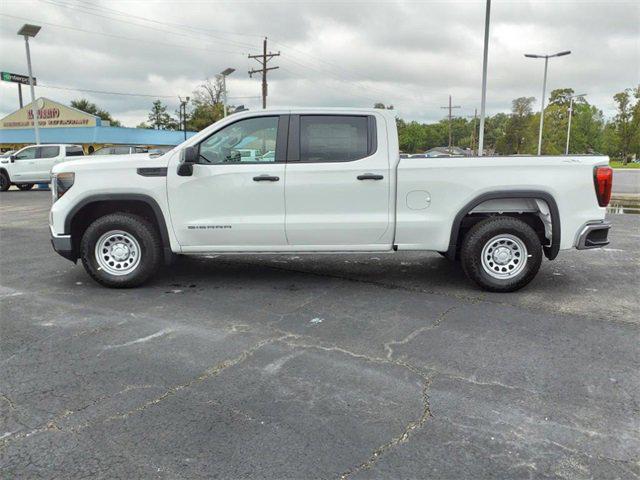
(1, 190), (639, 479)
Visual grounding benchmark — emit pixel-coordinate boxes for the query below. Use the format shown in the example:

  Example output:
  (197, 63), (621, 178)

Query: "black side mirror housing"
(9, 155), (16, 162)
(178, 146), (198, 176)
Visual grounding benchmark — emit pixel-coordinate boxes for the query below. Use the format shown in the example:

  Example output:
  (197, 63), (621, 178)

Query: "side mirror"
(178, 146), (198, 177)
(9, 155), (16, 162)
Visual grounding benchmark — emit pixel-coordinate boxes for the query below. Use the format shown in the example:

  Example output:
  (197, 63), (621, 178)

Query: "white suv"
(0, 144), (84, 191)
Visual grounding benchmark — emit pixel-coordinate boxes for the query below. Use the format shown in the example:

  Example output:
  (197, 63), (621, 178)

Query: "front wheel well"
(68, 199), (170, 262)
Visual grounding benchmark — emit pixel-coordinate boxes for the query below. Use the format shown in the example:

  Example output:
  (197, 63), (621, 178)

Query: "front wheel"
(17, 183), (34, 191)
(0, 173), (9, 192)
(80, 213), (162, 288)
(460, 216), (542, 292)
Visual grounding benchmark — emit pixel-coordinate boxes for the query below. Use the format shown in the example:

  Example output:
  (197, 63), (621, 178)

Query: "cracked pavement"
(1, 191), (639, 479)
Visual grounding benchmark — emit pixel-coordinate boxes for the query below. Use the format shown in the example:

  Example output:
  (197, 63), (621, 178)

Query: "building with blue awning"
(0, 97), (196, 153)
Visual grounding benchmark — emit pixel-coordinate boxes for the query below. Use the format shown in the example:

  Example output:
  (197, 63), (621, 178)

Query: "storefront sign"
(0, 98), (97, 129)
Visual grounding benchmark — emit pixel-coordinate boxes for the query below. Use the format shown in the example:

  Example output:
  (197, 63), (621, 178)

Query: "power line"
(248, 37), (280, 109)
(73, 0), (264, 39)
(38, 0), (256, 51)
(0, 13), (245, 55)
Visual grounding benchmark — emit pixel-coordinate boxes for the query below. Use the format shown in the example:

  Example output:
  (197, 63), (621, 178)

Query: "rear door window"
(299, 115), (370, 162)
(38, 146), (60, 158)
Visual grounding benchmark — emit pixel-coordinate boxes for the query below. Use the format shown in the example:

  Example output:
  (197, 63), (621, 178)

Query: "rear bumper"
(575, 221), (611, 250)
(50, 228), (76, 262)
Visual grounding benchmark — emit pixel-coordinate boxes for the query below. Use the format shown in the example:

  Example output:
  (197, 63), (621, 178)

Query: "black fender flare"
(446, 190), (561, 261)
(64, 193), (173, 264)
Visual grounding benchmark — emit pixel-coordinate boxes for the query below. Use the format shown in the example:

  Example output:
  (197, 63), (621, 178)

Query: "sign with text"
(1, 72), (36, 85)
(0, 98), (97, 129)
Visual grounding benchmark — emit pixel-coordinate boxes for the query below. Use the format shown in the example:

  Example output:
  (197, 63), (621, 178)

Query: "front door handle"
(253, 175), (280, 182)
(357, 173), (384, 180)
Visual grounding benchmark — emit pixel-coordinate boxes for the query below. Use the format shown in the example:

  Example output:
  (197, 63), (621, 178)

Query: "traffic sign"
(1, 72), (36, 85)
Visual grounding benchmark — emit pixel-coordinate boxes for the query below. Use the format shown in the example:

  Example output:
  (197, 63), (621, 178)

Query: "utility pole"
(440, 95), (461, 153)
(179, 96), (189, 141)
(467, 108), (478, 155)
(248, 37), (280, 109)
(478, 0), (491, 156)
(565, 93), (586, 155)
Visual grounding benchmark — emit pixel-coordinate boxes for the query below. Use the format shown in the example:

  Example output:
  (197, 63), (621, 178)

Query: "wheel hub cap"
(480, 234), (528, 280)
(492, 246), (512, 265)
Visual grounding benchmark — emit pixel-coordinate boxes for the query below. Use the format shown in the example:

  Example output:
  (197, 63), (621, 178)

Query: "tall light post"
(477, 0), (491, 157)
(220, 67), (235, 117)
(525, 50), (571, 155)
(18, 24), (41, 145)
(565, 93), (586, 155)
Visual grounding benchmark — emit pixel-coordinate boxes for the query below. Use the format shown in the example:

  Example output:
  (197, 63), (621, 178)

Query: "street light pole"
(565, 93), (586, 155)
(477, 0), (491, 157)
(18, 24), (42, 145)
(220, 67), (235, 117)
(524, 50), (571, 155)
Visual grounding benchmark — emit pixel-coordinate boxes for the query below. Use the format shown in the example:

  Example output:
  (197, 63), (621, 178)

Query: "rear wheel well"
(456, 212), (547, 255)
(69, 200), (166, 260)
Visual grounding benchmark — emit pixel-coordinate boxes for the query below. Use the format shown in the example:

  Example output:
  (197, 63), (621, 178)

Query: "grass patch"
(610, 160), (640, 169)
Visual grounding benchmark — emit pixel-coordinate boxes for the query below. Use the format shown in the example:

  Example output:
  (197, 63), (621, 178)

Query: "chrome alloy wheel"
(95, 230), (142, 276)
(480, 234), (528, 279)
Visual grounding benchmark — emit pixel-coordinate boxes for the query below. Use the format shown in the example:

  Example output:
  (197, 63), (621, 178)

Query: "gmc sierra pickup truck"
(49, 108), (613, 291)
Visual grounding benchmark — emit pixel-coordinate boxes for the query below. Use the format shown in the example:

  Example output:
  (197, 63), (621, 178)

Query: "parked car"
(0, 144), (84, 191)
(91, 145), (150, 155)
(49, 108), (612, 292)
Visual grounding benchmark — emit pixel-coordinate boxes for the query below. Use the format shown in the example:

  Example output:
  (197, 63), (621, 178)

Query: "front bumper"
(575, 221), (611, 250)
(50, 228), (76, 262)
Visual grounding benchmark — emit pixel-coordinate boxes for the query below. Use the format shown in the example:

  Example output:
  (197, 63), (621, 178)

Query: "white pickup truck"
(49, 108), (613, 292)
(0, 144), (84, 191)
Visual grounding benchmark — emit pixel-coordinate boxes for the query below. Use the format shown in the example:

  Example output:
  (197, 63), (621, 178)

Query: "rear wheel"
(80, 213), (162, 288)
(17, 183), (34, 191)
(460, 216), (542, 292)
(0, 173), (9, 192)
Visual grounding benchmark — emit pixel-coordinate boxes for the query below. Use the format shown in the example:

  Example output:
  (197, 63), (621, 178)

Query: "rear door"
(34, 145), (61, 181)
(284, 114), (391, 247)
(167, 114), (289, 249)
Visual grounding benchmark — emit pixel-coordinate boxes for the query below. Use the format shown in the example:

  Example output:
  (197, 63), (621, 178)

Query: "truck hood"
(52, 153), (168, 174)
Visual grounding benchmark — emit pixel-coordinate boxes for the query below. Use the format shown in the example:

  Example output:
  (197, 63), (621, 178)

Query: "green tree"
(498, 96), (536, 154)
(147, 100), (178, 130)
(374, 102), (394, 110)
(70, 98), (121, 127)
(612, 88), (635, 163)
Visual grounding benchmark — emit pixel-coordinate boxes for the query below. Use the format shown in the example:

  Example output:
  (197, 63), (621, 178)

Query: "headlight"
(51, 172), (75, 201)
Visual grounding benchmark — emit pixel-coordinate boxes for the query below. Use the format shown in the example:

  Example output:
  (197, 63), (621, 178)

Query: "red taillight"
(593, 166), (613, 207)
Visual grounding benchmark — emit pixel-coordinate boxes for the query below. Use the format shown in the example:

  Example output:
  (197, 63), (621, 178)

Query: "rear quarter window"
(65, 146), (84, 156)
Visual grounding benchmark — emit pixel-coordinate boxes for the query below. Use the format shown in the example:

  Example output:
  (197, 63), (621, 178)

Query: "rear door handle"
(357, 173), (384, 180)
(253, 175), (280, 182)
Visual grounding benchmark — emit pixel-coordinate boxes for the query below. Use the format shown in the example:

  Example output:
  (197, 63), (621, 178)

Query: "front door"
(168, 115), (288, 250)
(10, 146), (39, 181)
(284, 114), (391, 247)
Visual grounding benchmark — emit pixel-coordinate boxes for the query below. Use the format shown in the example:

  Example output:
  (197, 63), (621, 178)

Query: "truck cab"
(0, 144), (84, 191)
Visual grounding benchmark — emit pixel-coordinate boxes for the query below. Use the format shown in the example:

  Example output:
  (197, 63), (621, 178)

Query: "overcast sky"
(1, 0), (638, 127)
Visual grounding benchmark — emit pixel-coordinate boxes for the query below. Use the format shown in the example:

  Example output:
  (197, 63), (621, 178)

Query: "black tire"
(460, 216), (542, 292)
(0, 172), (9, 192)
(17, 183), (34, 191)
(80, 213), (162, 288)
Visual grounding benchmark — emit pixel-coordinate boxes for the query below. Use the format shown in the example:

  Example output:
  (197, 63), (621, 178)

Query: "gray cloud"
(1, 0), (638, 126)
